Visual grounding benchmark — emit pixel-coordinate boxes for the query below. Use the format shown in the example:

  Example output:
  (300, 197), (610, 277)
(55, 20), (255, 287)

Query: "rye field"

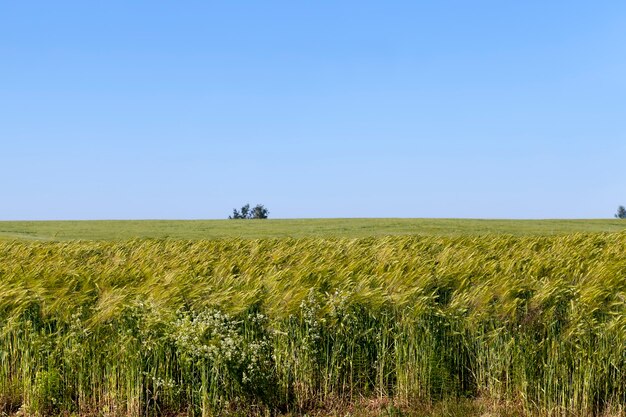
(1, 220), (626, 416)
(1, 218), (626, 240)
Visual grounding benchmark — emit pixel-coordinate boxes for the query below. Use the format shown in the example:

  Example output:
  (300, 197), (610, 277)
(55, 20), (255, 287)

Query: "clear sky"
(1, 1), (625, 220)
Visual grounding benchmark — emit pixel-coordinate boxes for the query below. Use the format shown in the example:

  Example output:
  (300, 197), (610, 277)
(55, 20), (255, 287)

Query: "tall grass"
(0, 233), (625, 415)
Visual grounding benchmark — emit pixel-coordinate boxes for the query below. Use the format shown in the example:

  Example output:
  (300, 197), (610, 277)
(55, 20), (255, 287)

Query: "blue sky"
(1, 1), (625, 220)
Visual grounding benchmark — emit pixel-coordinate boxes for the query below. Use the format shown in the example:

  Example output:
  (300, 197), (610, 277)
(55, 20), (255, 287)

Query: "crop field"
(1, 230), (625, 416)
(1, 218), (626, 241)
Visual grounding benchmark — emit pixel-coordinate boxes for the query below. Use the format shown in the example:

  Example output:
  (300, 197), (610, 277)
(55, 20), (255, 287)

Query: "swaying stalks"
(0, 234), (625, 416)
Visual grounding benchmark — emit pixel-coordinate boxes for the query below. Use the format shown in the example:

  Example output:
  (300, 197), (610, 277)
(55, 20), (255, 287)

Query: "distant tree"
(616, 205), (626, 219)
(229, 203), (248, 219)
(229, 203), (269, 219)
(250, 204), (269, 219)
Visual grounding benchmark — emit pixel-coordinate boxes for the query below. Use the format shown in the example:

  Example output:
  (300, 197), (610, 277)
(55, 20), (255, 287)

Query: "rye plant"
(0, 233), (624, 415)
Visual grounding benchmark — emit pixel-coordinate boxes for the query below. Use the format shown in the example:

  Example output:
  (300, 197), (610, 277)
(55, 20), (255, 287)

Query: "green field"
(1, 232), (626, 416)
(1, 220), (626, 416)
(1, 218), (625, 240)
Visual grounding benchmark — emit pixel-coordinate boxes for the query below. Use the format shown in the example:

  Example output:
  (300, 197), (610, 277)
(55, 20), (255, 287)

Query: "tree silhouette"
(229, 204), (269, 219)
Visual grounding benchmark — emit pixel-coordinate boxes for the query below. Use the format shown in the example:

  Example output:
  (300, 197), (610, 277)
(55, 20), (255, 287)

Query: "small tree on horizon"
(230, 204), (250, 219)
(229, 204), (269, 219)
(616, 205), (626, 219)
(250, 204), (269, 219)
